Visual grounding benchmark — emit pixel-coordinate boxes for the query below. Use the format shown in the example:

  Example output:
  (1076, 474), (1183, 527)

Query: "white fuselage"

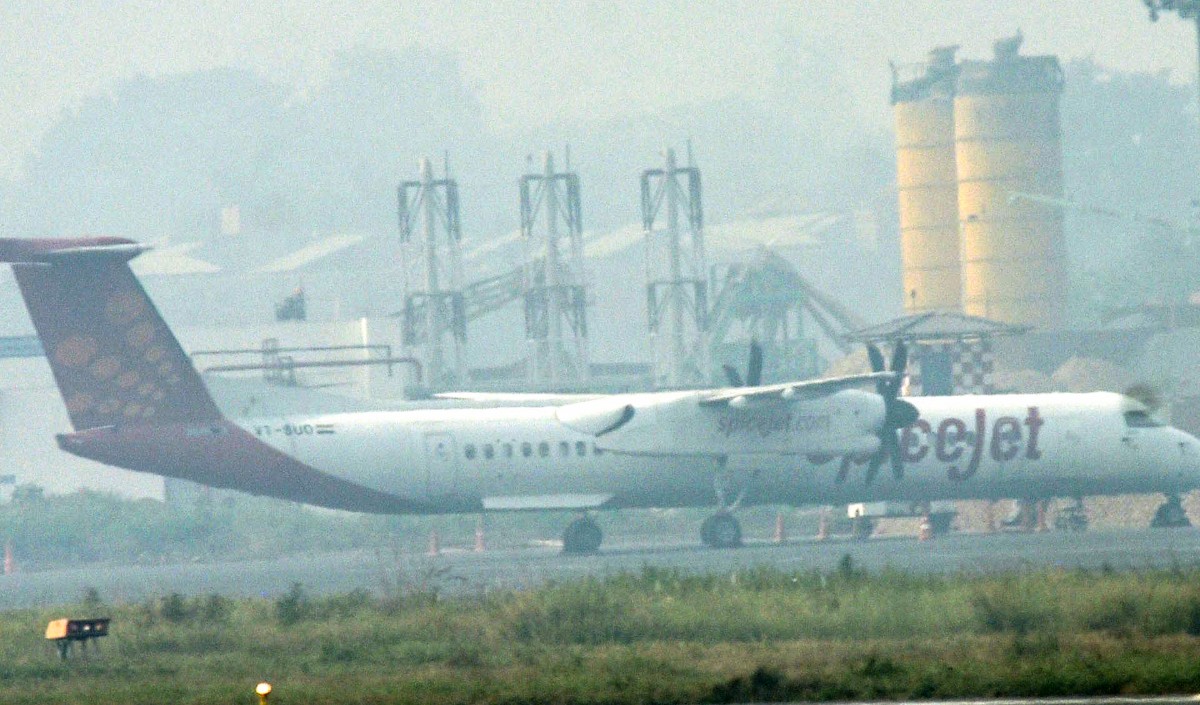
(234, 391), (1200, 513)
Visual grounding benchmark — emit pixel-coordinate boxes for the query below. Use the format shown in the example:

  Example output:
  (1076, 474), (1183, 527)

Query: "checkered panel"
(906, 338), (994, 396)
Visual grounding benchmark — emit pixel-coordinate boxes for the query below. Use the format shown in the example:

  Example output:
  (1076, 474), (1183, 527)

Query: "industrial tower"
(892, 34), (1066, 329)
(521, 151), (589, 388)
(399, 157), (466, 389)
(892, 46), (962, 315)
(642, 147), (708, 387)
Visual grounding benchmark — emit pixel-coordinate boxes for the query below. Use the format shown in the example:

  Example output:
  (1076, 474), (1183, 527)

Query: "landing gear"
(701, 512), (743, 549)
(926, 512), (955, 536)
(1054, 498), (1089, 532)
(1151, 494), (1191, 529)
(702, 461), (748, 549)
(562, 515), (603, 554)
(851, 515), (876, 540)
(1001, 499), (1046, 532)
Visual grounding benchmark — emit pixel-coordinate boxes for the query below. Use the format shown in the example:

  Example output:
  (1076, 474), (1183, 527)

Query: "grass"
(5, 563), (1200, 703)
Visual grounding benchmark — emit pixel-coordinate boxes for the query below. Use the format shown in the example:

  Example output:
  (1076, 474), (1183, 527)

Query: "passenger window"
(503, 443), (514, 458)
(484, 444), (495, 459)
(576, 441), (587, 457)
(522, 442), (532, 458)
(538, 441), (549, 458)
(464, 444), (477, 460)
(559, 441), (570, 457)
(1124, 410), (1164, 428)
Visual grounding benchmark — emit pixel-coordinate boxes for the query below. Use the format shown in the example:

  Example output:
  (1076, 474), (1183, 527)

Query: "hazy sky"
(1, 0), (1196, 178)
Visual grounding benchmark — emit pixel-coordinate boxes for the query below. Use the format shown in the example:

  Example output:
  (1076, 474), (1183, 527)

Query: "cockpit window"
(1124, 410), (1164, 428)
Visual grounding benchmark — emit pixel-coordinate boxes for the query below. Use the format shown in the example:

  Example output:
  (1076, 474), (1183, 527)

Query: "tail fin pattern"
(2, 238), (220, 431)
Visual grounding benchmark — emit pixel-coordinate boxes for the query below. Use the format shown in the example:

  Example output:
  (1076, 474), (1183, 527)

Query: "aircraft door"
(423, 432), (460, 499)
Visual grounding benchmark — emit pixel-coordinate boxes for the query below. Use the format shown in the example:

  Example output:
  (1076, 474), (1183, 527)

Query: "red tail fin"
(1, 238), (221, 431)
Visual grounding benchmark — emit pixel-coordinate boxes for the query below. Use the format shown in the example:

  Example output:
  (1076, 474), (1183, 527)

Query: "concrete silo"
(954, 33), (1066, 327)
(892, 46), (962, 315)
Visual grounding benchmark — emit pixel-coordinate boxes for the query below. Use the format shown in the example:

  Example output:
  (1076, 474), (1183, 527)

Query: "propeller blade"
(887, 434), (905, 481)
(890, 341), (908, 377)
(866, 343), (887, 395)
(867, 343), (886, 374)
(864, 451), (883, 485)
(888, 342), (908, 396)
(747, 340), (764, 387)
(722, 364), (744, 388)
(888, 399), (920, 428)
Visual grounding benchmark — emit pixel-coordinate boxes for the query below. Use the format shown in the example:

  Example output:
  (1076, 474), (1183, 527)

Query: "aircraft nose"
(1171, 428), (1200, 480)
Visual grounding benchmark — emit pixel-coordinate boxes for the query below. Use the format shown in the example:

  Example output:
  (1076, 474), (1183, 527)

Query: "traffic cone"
(773, 512), (786, 544)
(474, 518), (486, 553)
(427, 529), (441, 556)
(984, 501), (996, 533)
(816, 508), (829, 541)
(1036, 501), (1049, 532)
(3, 540), (13, 575)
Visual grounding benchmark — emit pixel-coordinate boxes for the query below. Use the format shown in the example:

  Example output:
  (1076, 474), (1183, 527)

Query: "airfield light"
(255, 681), (272, 704)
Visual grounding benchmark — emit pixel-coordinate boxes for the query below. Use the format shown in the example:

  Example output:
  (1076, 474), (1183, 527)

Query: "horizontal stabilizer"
(0, 237), (147, 264)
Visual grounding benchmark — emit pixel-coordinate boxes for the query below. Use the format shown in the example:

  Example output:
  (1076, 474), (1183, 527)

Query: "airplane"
(2, 236), (1199, 553)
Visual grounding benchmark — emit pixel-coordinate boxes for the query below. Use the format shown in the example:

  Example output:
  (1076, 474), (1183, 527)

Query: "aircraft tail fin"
(0, 238), (221, 431)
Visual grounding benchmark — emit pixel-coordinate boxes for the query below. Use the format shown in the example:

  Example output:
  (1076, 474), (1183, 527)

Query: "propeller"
(723, 339), (764, 387)
(865, 341), (919, 484)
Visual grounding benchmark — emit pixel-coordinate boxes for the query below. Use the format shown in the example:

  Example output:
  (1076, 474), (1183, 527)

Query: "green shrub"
(275, 582), (312, 626)
(159, 593), (191, 623)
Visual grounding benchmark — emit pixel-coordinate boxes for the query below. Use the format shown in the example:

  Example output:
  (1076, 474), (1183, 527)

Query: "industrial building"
(0, 148), (885, 500)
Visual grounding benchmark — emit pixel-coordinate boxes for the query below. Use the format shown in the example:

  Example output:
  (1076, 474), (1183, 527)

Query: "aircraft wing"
(699, 371), (896, 407)
(434, 391), (604, 405)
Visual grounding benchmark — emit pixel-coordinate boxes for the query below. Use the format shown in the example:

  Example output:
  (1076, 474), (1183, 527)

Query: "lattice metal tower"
(399, 157), (465, 389)
(521, 151), (589, 388)
(642, 147), (708, 387)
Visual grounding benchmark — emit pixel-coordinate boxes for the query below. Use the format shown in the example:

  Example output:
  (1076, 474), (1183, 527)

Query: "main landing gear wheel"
(1054, 498), (1089, 532)
(701, 512), (743, 549)
(1151, 494), (1191, 529)
(562, 516), (603, 554)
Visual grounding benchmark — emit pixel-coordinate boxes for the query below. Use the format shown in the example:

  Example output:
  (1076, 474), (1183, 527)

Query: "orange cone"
(474, 518), (486, 553)
(773, 512), (786, 544)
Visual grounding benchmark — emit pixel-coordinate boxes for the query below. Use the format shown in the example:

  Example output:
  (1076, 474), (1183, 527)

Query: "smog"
(2, 2), (1200, 703)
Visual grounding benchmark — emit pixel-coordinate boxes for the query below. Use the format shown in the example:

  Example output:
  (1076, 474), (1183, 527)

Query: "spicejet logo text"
(823, 406), (1044, 483)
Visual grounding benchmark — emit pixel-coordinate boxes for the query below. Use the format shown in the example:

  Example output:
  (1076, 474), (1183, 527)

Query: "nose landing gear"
(562, 514), (603, 554)
(1150, 494), (1191, 529)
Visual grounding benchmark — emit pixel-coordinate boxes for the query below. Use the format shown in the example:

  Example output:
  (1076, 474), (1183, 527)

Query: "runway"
(4, 526), (1200, 610)
(821, 700), (1200, 705)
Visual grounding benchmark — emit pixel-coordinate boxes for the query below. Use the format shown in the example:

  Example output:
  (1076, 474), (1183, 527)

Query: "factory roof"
(843, 311), (1029, 343)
